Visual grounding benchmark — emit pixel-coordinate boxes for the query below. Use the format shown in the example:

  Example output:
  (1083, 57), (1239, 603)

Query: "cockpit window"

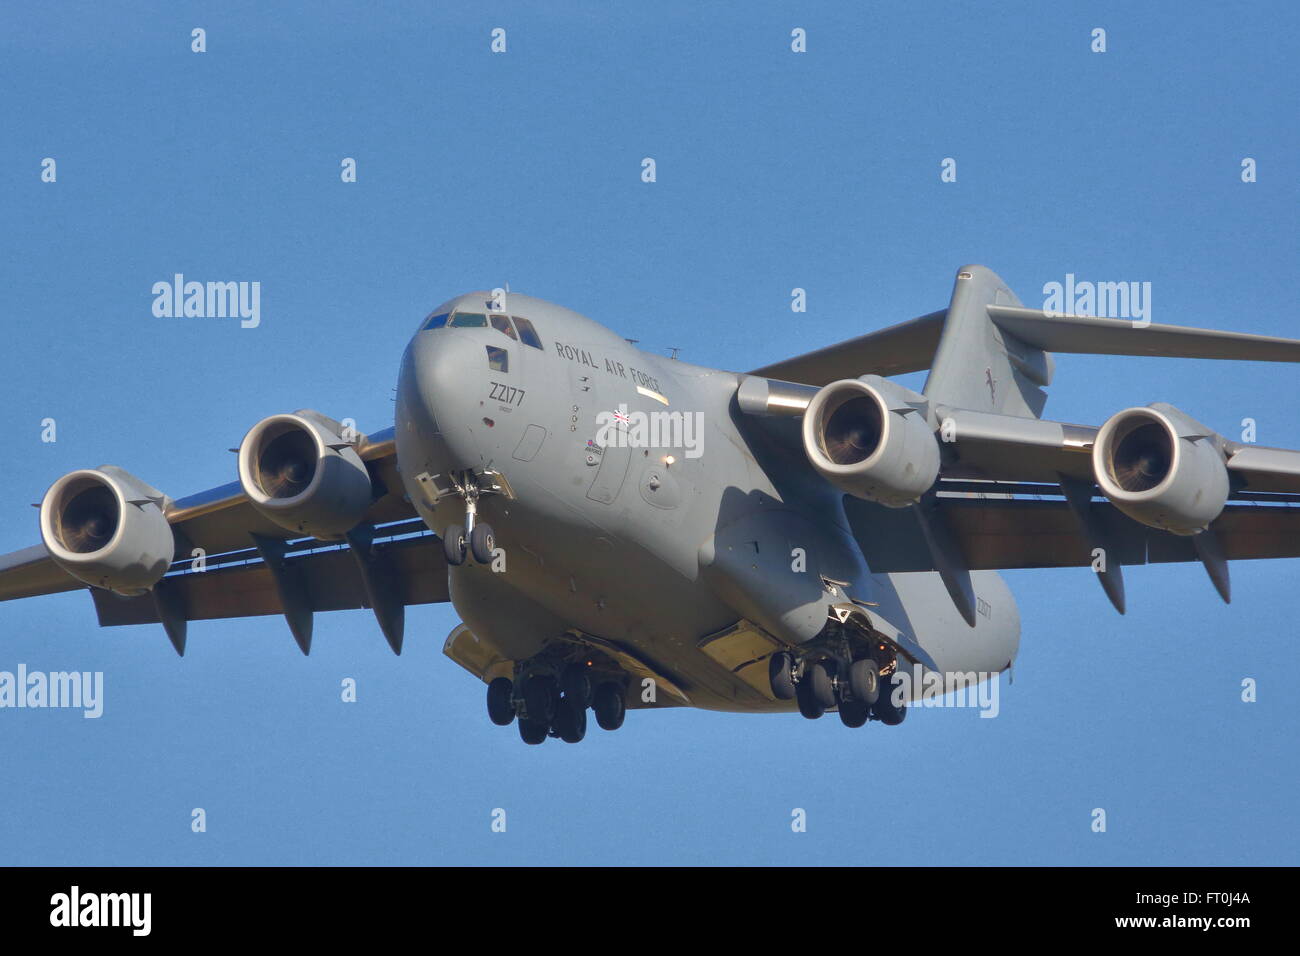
(490, 314), (518, 340)
(512, 316), (543, 349)
(450, 312), (487, 328)
(422, 312), (449, 331)
(486, 346), (509, 372)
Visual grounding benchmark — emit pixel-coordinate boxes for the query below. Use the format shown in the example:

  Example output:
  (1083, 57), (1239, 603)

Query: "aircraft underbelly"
(871, 569), (1021, 683)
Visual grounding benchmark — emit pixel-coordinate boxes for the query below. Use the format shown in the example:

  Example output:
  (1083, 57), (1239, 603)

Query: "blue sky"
(0, 1), (1296, 865)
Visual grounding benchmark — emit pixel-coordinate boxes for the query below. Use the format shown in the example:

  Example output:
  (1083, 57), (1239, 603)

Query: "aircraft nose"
(401, 332), (468, 430)
(397, 330), (481, 469)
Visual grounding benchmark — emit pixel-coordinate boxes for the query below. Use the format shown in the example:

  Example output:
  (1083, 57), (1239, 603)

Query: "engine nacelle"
(238, 410), (373, 540)
(39, 465), (174, 595)
(801, 376), (939, 507)
(1092, 403), (1228, 535)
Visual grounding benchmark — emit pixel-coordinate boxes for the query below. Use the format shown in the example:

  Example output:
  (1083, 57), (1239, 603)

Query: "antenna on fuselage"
(667, 347), (681, 360)
(624, 338), (639, 346)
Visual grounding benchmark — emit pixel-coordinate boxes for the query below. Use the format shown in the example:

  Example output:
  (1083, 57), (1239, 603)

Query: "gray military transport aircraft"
(6, 264), (1300, 744)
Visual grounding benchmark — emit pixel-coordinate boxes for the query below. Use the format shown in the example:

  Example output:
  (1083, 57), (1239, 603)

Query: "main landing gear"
(769, 647), (906, 727)
(486, 662), (628, 745)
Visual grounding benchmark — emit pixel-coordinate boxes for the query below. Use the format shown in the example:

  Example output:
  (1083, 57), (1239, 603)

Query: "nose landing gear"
(427, 469), (509, 567)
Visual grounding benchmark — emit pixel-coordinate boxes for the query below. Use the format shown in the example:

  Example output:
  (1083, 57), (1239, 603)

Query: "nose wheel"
(444, 521), (496, 565)
(443, 524), (468, 566)
(469, 523), (495, 563)
(435, 469), (508, 567)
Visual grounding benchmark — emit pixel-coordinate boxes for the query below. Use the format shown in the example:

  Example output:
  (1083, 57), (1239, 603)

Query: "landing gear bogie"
(500, 651), (630, 744)
(782, 642), (904, 728)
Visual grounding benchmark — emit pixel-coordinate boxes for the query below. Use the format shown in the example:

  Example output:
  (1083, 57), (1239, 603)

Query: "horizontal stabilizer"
(988, 306), (1300, 363)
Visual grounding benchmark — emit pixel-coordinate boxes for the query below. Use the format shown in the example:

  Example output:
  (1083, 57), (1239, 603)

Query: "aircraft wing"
(748, 310), (947, 384)
(915, 407), (1300, 493)
(742, 266), (1300, 619)
(0, 426), (449, 655)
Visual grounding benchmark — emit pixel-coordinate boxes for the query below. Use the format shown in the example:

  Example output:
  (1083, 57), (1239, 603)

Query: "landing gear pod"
(238, 410), (372, 540)
(39, 466), (174, 595)
(801, 375), (939, 507)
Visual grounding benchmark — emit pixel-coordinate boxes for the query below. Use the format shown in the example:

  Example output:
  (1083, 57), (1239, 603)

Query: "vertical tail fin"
(923, 265), (1053, 419)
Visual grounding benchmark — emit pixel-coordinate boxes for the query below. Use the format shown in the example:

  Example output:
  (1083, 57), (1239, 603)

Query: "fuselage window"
(451, 312), (487, 328)
(513, 316), (543, 349)
(486, 345), (509, 372)
(490, 314), (518, 340)
(422, 312), (449, 331)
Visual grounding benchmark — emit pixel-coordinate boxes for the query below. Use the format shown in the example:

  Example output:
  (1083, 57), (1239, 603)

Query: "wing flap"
(845, 487), (1300, 573)
(92, 532), (448, 627)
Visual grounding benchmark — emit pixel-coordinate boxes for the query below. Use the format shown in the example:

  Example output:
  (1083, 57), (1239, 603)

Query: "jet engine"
(39, 465), (174, 595)
(801, 376), (939, 507)
(1092, 403), (1228, 535)
(238, 410), (373, 540)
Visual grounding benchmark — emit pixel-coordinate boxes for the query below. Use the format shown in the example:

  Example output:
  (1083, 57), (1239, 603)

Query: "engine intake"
(238, 410), (372, 539)
(39, 466), (174, 595)
(801, 376), (939, 507)
(1092, 403), (1228, 535)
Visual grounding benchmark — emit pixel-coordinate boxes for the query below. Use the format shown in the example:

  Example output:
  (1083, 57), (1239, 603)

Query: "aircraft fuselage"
(394, 292), (1019, 712)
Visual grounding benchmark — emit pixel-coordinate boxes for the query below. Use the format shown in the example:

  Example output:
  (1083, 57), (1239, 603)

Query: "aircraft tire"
(806, 661), (836, 709)
(838, 699), (870, 728)
(560, 663), (591, 707)
(795, 678), (825, 719)
(593, 682), (626, 730)
(469, 523), (496, 564)
(518, 717), (549, 745)
(873, 674), (908, 726)
(554, 696), (587, 743)
(769, 652), (797, 700)
(443, 524), (467, 566)
(848, 659), (880, 706)
(486, 677), (515, 726)
(523, 674), (559, 724)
